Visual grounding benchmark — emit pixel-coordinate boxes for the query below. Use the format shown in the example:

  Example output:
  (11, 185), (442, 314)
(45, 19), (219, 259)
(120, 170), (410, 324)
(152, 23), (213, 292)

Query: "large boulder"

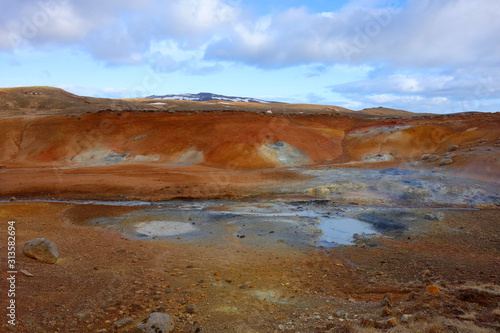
(23, 238), (59, 264)
(136, 312), (175, 333)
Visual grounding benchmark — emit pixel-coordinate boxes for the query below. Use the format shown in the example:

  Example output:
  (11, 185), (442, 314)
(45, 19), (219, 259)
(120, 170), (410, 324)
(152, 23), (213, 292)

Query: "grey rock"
(428, 155), (440, 162)
(448, 145), (458, 152)
(136, 312), (175, 333)
(401, 314), (413, 323)
(23, 238), (59, 264)
(114, 317), (133, 328)
(420, 154), (431, 160)
(425, 212), (445, 221)
(334, 310), (346, 318)
(439, 158), (453, 166)
(74, 311), (92, 320)
(186, 304), (200, 314)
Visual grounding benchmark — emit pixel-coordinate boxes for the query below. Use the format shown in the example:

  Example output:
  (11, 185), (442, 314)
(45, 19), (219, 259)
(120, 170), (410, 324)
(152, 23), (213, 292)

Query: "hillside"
(356, 107), (427, 117)
(0, 86), (428, 118)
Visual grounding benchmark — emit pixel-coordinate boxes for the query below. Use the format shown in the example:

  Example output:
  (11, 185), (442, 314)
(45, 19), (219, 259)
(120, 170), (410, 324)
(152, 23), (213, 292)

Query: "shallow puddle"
(317, 218), (376, 246)
(81, 200), (386, 248)
(135, 221), (198, 237)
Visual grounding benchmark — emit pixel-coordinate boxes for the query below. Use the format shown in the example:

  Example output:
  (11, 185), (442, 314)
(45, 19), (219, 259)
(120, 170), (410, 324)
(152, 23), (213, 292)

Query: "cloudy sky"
(1, 0), (499, 113)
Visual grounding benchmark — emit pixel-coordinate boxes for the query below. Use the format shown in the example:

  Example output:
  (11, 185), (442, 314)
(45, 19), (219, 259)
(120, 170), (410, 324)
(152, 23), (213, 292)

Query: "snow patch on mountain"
(143, 92), (280, 104)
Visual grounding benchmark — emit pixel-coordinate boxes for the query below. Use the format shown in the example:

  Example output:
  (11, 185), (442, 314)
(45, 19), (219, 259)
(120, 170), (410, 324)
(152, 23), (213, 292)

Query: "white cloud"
(332, 71), (500, 100)
(206, 0), (500, 69)
(2, 0), (498, 70)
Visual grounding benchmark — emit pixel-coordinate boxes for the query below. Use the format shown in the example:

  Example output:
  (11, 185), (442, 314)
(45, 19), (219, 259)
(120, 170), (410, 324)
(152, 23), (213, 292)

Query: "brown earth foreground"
(0, 88), (499, 332)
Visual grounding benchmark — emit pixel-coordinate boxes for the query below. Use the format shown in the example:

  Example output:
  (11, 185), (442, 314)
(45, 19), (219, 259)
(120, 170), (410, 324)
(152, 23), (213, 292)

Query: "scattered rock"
(114, 317), (133, 328)
(426, 285), (441, 295)
(312, 186), (330, 197)
(421, 154), (431, 160)
(23, 238), (59, 264)
(20, 269), (34, 277)
(386, 317), (398, 326)
(74, 311), (91, 320)
(186, 304), (200, 314)
(9, 197), (16, 201)
(380, 293), (393, 308)
(400, 314), (413, 323)
(136, 312), (175, 333)
(428, 155), (440, 162)
(448, 145), (458, 152)
(439, 158), (453, 166)
(334, 310), (346, 318)
(425, 212), (445, 221)
(382, 306), (393, 316)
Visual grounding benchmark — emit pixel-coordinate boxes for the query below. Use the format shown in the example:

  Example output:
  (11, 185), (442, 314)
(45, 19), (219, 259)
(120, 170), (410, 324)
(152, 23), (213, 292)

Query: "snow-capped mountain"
(143, 92), (279, 104)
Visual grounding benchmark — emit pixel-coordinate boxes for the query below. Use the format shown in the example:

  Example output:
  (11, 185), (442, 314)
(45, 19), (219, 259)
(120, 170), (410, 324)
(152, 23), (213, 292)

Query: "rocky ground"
(0, 200), (499, 332)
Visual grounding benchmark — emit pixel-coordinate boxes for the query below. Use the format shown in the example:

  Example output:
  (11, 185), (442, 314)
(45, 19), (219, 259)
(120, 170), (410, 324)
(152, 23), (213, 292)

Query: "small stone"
(382, 306), (392, 316)
(186, 304), (200, 314)
(386, 317), (398, 326)
(421, 154), (431, 160)
(23, 238), (59, 264)
(401, 314), (413, 323)
(428, 155), (440, 162)
(448, 145), (458, 152)
(114, 317), (133, 328)
(425, 212), (445, 221)
(426, 285), (441, 295)
(20, 269), (34, 277)
(278, 324), (285, 330)
(75, 311), (91, 320)
(439, 158), (453, 166)
(136, 312), (175, 333)
(334, 310), (346, 318)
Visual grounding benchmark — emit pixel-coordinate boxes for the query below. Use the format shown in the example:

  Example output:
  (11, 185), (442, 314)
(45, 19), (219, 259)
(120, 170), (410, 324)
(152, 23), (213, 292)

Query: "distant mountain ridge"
(144, 92), (281, 104)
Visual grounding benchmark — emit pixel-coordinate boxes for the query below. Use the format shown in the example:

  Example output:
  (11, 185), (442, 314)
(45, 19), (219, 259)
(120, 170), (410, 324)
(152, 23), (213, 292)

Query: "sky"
(1, 0), (499, 114)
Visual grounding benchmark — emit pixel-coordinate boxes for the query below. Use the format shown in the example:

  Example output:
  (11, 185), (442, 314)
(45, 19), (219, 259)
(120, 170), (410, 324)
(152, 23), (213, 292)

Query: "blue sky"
(1, 0), (499, 113)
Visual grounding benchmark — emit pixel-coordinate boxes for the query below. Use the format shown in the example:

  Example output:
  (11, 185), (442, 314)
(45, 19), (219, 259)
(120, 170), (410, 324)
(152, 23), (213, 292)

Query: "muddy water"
(78, 199), (457, 249)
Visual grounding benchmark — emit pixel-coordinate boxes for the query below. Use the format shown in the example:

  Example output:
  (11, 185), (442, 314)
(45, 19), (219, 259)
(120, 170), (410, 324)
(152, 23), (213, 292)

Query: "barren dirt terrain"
(0, 87), (499, 332)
